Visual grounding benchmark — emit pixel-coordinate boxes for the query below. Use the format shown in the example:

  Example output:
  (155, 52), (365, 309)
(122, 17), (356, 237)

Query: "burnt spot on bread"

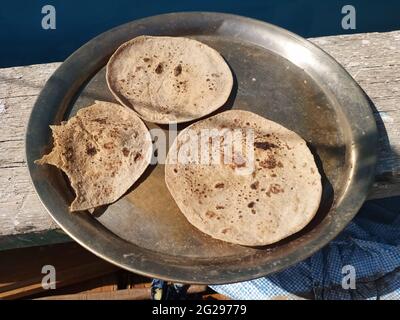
(251, 209), (256, 214)
(86, 145), (97, 156)
(285, 142), (292, 150)
(216, 205), (225, 210)
(109, 129), (119, 139)
(260, 155), (277, 169)
(143, 57), (150, 62)
(214, 183), (224, 189)
(248, 201), (255, 208)
(269, 183), (284, 194)
(250, 181), (259, 190)
(93, 118), (107, 124)
(173, 168), (178, 173)
(122, 148), (130, 157)
(134, 152), (142, 162)
(104, 187), (112, 196)
(103, 142), (114, 149)
(174, 64), (182, 76)
(221, 228), (230, 234)
(155, 63), (163, 74)
(259, 156), (284, 170)
(205, 211), (217, 218)
(254, 141), (277, 150)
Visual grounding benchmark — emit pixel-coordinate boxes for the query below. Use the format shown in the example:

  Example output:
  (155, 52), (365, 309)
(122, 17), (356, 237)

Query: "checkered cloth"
(211, 198), (400, 300)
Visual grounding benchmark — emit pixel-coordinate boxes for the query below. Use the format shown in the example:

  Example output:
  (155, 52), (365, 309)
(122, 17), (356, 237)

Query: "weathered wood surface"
(311, 32), (400, 199)
(0, 241), (219, 300)
(0, 242), (118, 299)
(0, 31), (399, 250)
(35, 285), (209, 300)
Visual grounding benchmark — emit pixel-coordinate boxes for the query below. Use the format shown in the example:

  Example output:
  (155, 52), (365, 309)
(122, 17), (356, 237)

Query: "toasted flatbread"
(165, 110), (322, 246)
(106, 36), (233, 124)
(36, 101), (152, 211)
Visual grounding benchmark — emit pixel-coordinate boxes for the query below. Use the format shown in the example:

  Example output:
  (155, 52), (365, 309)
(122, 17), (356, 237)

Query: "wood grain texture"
(310, 32), (400, 199)
(0, 242), (118, 299)
(34, 285), (208, 300)
(0, 64), (62, 248)
(0, 32), (399, 249)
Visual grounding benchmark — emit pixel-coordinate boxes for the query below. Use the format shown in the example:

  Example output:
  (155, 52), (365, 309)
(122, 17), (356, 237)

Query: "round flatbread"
(106, 36), (233, 124)
(35, 101), (152, 212)
(165, 110), (322, 246)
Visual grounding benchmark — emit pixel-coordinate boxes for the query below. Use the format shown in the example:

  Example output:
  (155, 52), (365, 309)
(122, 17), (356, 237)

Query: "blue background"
(0, 0), (400, 67)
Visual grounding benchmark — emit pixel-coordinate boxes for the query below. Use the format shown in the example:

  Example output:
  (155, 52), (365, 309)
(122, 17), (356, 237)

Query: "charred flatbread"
(35, 101), (152, 211)
(165, 110), (322, 246)
(106, 36), (233, 124)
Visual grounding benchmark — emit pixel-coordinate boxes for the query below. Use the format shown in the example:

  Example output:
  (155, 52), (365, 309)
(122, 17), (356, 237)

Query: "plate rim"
(25, 11), (378, 284)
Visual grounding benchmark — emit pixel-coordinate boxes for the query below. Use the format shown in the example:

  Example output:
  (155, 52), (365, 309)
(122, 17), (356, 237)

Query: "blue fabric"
(211, 198), (400, 300)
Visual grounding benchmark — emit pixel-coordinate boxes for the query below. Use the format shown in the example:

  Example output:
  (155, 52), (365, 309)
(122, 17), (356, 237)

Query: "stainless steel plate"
(26, 12), (377, 284)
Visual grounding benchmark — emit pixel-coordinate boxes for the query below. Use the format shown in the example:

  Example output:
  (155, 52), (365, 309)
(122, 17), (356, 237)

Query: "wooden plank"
(0, 65), (61, 248)
(202, 293), (232, 300)
(27, 273), (121, 299)
(0, 242), (118, 299)
(53, 273), (119, 294)
(0, 229), (70, 251)
(0, 32), (399, 249)
(35, 285), (209, 300)
(310, 32), (400, 199)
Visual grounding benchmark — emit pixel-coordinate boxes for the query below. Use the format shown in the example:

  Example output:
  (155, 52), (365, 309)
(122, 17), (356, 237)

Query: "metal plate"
(26, 12), (378, 284)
